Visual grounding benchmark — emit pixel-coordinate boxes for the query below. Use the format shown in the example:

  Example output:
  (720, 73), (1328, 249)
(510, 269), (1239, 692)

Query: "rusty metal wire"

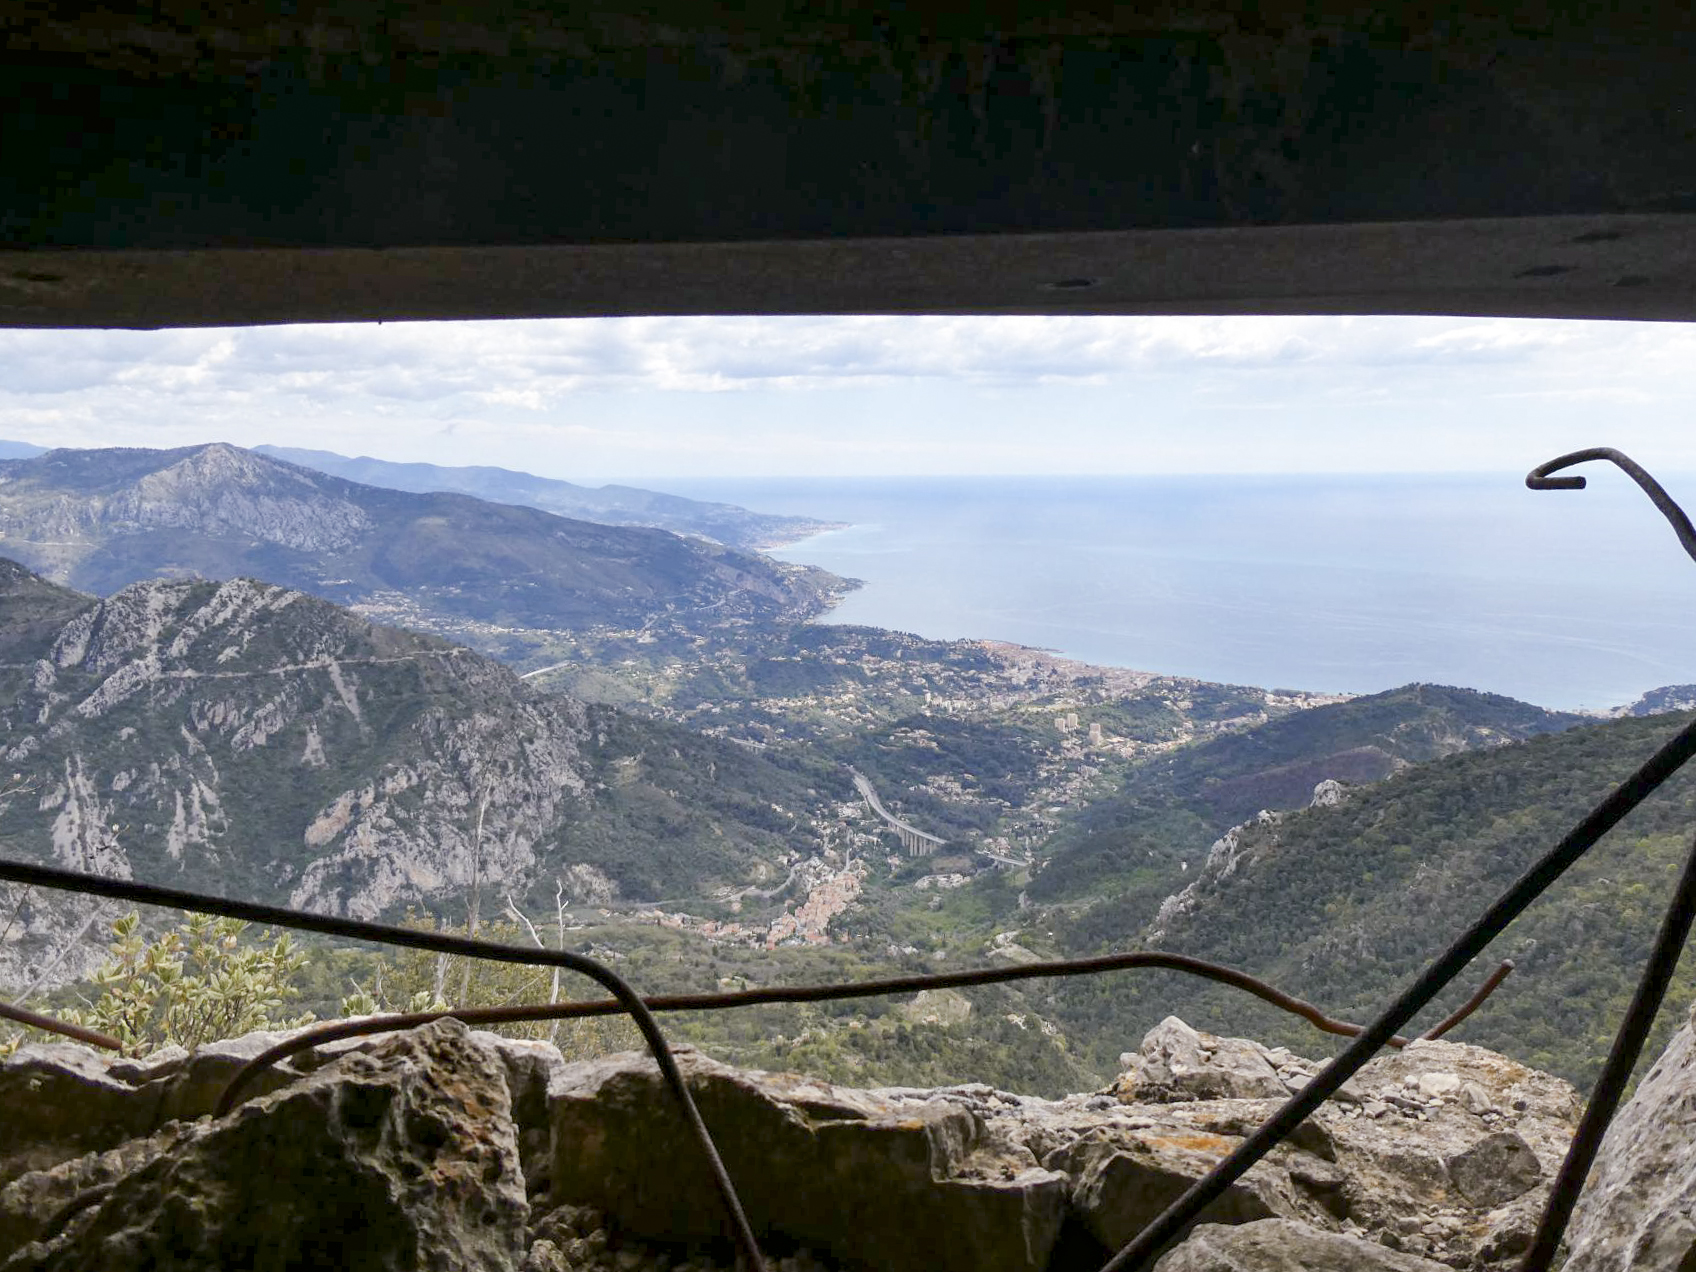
(0, 1000), (120, 1051)
(0, 857), (770, 1272)
(1514, 448), (1696, 1272)
(213, 955), (1518, 1117)
(1421, 958), (1515, 1042)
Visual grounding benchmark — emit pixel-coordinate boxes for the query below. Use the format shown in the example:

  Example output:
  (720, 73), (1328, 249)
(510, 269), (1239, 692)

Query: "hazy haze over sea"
(657, 473), (1696, 712)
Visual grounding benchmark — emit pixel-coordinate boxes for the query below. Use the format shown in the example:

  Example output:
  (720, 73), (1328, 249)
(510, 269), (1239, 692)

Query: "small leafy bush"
(71, 911), (314, 1055)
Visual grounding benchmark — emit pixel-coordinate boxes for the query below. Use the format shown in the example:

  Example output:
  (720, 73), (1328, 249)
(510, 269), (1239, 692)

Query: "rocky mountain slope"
(9, 1003), (1685, 1271)
(0, 560), (835, 991)
(0, 444), (842, 644)
(253, 444), (839, 550)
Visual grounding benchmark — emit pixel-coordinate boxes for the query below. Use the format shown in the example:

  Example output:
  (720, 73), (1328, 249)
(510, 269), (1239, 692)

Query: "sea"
(656, 473), (1696, 713)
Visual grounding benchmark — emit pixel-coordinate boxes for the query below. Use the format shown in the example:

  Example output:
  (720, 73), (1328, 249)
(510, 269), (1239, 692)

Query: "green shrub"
(69, 911), (314, 1055)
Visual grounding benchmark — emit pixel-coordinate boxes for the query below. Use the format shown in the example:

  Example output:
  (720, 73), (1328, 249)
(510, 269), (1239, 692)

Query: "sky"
(3, 315), (1696, 480)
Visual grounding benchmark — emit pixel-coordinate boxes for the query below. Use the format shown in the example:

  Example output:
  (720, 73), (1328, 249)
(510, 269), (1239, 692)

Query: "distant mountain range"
(0, 440), (836, 549)
(0, 558), (832, 989)
(252, 444), (837, 550)
(0, 444), (844, 646)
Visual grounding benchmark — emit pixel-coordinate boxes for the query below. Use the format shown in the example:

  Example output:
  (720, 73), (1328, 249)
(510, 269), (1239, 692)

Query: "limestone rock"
(1117, 1018), (1291, 1104)
(547, 1047), (1067, 1272)
(1471, 1192), (1545, 1266)
(0, 1043), (162, 1187)
(0, 1118), (201, 1256)
(0, 1015), (1618, 1272)
(1310, 779), (1346, 808)
(148, 1027), (334, 1125)
(1564, 1007), (1696, 1269)
(1098, 1030), (1579, 1264)
(478, 1032), (570, 1201)
(1, 1018), (528, 1272)
(1048, 1127), (1295, 1251)
(1414, 1072), (1462, 1100)
(1333, 1037), (1577, 1226)
(899, 988), (974, 1026)
(0, 1023), (380, 1191)
(1445, 1130), (1542, 1208)
(520, 1204), (832, 1272)
(1152, 1218), (1453, 1271)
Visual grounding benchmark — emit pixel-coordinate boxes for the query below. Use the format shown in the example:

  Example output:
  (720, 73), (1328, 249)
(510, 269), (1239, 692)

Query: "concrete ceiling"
(5, 2), (1696, 327)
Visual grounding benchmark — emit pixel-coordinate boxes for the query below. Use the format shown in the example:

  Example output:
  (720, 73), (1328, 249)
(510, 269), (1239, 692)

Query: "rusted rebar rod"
(1516, 448), (1696, 1271)
(1421, 959), (1515, 1042)
(0, 1000), (121, 1051)
(1527, 447), (1696, 564)
(1520, 833), (1696, 1270)
(213, 954), (1515, 1118)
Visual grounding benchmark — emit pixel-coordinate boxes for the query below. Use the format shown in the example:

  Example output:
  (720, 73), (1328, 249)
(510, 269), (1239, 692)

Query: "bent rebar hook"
(1527, 446), (1696, 565)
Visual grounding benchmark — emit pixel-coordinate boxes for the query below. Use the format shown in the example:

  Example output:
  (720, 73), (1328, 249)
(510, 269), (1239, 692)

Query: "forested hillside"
(1028, 684), (1584, 939)
(1043, 710), (1696, 1086)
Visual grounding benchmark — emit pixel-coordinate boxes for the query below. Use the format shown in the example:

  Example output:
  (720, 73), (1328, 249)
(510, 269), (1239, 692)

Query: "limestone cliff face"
(0, 564), (809, 991)
(107, 443), (373, 552)
(1564, 1002), (1696, 1269)
(285, 661), (593, 919)
(0, 444), (370, 564)
(2, 573), (593, 932)
(1149, 809), (1284, 944)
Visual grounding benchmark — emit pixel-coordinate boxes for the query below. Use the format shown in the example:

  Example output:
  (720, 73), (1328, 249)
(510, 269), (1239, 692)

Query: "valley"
(3, 441), (1694, 1100)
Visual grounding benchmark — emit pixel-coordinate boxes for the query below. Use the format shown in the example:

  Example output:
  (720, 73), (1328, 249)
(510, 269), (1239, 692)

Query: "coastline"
(670, 475), (1696, 713)
(747, 519), (852, 553)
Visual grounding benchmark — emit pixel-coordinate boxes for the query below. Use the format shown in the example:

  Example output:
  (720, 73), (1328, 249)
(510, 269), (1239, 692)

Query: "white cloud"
(3, 315), (1696, 477)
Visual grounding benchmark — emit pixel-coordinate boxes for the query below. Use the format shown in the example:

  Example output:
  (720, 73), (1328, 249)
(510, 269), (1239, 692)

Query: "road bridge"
(851, 771), (945, 858)
(975, 848), (1032, 870)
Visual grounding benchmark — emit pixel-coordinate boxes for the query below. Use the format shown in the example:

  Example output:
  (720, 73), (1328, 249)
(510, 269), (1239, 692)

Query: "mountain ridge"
(252, 443), (839, 550)
(1025, 682), (1587, 926)
(0, 444), (845, 651)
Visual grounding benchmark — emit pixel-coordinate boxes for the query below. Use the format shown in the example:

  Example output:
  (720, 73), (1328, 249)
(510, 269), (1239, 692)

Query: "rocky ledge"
(3, 1008), (1694, 1272)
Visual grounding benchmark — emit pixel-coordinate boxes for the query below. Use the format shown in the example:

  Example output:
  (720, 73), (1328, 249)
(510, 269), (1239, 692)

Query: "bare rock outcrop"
(1, 1018), (527, 1271)
(1563, 1003), (1696, 1270)
(0, 1010), (1630, 1272)
(550, 1047), (1068, 1272)
(1151, 1218), (1451, 1271)
(1117, 1017), (1292, 1103)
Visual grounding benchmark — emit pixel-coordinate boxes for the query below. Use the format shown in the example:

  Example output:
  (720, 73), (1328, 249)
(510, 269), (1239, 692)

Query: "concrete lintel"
(4, 214), (1694, 329)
